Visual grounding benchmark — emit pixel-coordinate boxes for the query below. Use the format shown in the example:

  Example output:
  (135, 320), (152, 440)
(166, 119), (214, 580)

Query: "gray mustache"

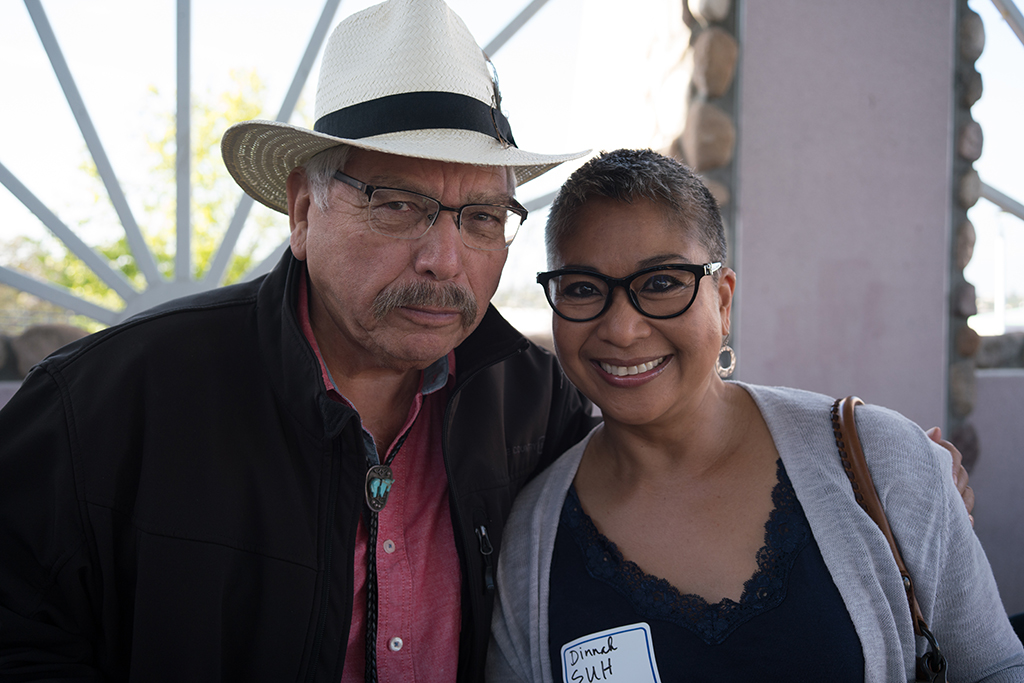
(372, 281), (478, 329)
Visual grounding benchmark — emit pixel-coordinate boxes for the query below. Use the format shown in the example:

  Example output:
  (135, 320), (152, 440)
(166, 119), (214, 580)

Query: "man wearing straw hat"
(0, 0), (595, 681)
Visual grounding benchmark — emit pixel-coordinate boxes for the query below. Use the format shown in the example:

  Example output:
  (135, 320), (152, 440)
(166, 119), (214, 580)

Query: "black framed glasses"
(536, 262), (722, 322)
(332, 171), (527, 251)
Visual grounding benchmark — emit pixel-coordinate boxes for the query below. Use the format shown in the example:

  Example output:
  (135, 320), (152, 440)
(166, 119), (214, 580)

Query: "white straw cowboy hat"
(221, 0), (588, 214)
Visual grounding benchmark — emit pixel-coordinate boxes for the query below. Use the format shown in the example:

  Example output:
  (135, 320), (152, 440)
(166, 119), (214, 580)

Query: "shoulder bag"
(831, 395), (948, 683)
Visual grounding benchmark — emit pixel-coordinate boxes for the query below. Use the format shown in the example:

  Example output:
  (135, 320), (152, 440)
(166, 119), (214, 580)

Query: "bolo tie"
(363, 427), (411, 683)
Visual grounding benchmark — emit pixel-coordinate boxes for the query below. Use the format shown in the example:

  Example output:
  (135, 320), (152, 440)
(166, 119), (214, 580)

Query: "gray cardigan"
(487, 383), (1024, 682)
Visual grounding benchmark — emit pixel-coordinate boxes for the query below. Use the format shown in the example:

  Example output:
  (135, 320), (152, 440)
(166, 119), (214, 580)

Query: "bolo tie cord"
(364, 428), (411, 683)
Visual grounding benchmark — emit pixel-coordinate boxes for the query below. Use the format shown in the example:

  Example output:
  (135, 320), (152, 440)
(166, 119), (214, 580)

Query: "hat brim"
(221, 120), (588, 214)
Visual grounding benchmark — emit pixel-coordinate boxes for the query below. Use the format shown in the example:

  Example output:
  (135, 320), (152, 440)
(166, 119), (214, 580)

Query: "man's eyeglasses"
(536, 262), (722, 322)
(333, 171), (527, 251)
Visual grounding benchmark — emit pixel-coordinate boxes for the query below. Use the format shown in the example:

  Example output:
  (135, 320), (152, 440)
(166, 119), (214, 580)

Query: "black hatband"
(314, 91), (516, 147)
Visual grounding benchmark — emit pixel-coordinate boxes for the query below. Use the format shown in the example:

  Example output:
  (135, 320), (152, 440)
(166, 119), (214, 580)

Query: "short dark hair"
(545, 149), (726, 268)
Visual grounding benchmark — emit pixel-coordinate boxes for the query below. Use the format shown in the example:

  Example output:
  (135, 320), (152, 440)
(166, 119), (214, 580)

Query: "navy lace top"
(548, 460), (864, 681)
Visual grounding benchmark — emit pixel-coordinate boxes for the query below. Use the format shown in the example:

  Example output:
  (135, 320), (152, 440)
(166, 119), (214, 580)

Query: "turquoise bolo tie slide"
(365, 464), (395, 512)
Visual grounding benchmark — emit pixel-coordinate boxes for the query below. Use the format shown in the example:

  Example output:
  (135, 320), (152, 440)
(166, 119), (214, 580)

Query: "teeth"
(600, 357), (664, 377)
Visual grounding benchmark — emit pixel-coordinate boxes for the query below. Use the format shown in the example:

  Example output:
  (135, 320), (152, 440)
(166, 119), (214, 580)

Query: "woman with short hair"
(487, 149), (1023, 682)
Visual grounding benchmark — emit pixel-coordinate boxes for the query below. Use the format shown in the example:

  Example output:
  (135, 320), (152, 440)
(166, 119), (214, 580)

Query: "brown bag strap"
(831, 396), (947, 682)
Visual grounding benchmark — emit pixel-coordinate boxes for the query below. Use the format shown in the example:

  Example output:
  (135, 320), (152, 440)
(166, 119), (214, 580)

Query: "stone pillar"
(949, 0), (986, 470)
(671, 0), (739, 271)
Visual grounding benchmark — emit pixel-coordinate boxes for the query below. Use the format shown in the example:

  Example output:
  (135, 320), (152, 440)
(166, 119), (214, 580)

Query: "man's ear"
(718, 266), (736, 337)
(286, 168), (311, 261)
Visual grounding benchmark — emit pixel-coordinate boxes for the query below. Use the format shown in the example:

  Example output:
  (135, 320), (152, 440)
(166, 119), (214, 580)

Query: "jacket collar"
(453, 304), (530, 388)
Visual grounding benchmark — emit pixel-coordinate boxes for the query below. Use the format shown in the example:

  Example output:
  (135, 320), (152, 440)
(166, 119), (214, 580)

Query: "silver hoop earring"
(716, 344), (736, 379)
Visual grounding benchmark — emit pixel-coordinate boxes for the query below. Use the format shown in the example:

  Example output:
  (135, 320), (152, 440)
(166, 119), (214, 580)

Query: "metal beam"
(275, 0), (344, 123)
(0, 161), (138, 300)
(990, 0), (1024, 47)
(24, 0), (163, 285)
(176, 0), (192, 282)
(484, 0), (551, 55)
(0, 266), (120, 326)
(981, 181), (1024, 222)
(206, 197), (257, 286)
(208, 0), (343, 286)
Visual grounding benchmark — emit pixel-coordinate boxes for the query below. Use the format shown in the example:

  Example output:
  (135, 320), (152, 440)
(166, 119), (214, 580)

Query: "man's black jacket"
(0, 252), (596, 681)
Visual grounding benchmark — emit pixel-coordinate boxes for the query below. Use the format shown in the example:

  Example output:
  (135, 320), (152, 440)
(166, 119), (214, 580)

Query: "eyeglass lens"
(367, 189), (521, 251)
(544, 267), (699, 320)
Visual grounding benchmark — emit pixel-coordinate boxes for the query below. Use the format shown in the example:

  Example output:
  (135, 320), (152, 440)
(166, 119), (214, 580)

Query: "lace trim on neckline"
(561, 459), (811, 645)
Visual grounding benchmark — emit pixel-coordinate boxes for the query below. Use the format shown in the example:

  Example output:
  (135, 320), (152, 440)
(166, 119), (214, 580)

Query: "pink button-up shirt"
(298, 275), (462, 681)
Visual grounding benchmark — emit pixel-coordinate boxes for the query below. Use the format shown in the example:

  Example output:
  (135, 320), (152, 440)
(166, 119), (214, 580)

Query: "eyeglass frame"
(331, 170), (528, 251)
(536, 262), (723, 322)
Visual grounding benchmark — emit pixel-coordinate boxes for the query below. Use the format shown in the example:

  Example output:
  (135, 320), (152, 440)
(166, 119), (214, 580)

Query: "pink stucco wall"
(734, 0), (954, 431)
(970, 370), (1024, 615)
(735, 0), (1023, 616)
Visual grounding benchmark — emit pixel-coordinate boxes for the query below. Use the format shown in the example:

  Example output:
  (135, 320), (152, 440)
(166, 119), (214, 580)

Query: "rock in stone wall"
(681, 101), (736, 171)
(976, 333), (1024, 369)
(0, 336), (13, 381)
(692, 27), (737, 98)
(2, 324), (89, 379)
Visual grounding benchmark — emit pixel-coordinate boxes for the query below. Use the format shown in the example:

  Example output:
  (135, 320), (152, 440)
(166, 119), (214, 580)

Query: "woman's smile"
(591, 355), (671, 391)
(596, 356), (667, 377)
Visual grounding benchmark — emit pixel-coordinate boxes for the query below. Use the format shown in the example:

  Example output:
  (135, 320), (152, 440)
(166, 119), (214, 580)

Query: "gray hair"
(301, 144), (518, 214)
(302, 145), (354, 212)
(545, 149), (726, 268)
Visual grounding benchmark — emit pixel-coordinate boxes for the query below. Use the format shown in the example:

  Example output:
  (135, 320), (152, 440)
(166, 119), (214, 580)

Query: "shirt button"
(389, 636), (403, 652)
(383, 539), (396, 554)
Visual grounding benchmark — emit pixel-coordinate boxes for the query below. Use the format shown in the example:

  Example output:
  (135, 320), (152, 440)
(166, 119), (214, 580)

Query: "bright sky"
(0, 0), (1020, 332)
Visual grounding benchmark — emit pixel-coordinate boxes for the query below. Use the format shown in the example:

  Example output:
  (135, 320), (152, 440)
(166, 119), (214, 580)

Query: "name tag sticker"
(560, 622), (662, 683)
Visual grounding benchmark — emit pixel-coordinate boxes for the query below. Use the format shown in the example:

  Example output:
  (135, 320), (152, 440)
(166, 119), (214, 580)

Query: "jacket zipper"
(474, 525), (495, 593)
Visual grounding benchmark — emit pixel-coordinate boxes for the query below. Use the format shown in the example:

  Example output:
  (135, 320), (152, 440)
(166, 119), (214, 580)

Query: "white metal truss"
(980, 0), (1024, 221)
